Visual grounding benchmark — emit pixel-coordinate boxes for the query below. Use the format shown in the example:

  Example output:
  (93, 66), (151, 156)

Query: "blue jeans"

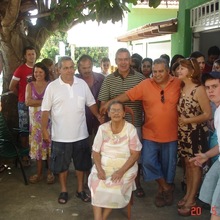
(18, 102), (29, 136)
(141, 139), (177, 183)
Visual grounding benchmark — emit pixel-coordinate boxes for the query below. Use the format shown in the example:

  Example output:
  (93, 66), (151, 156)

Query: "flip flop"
(29, 174), (43, 184)
(76, 191), (91, 202)
(58, 192), (68, 204)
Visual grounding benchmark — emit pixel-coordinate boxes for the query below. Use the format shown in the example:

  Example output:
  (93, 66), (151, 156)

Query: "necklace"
(182, 84), (196, 98)
(112, 134), (120, 143)
(110, 121), (125, 144)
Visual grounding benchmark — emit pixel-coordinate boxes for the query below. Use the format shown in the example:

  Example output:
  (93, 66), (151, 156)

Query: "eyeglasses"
(160, 90), (165, 103)
(109, 108), (123, 113)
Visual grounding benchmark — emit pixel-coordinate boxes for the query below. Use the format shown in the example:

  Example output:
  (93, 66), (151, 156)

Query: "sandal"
(47, 173), (55, 184)
(29, 174), (43, 184)
(177, 198), (186, 208)
(135, 187), (145, 198)
(58, 192), (68, 204)
(76, 191), (91, 202)
(178, 203), (196, 216)
(0, 164), (7, 173)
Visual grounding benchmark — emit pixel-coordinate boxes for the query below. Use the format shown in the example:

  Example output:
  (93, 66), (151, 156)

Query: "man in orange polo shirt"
(100, 58), (181, 207)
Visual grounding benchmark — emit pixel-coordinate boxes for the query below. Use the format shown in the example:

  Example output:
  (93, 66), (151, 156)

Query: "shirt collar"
(113, 68), (135, 78)
(58, 75), (78, 85)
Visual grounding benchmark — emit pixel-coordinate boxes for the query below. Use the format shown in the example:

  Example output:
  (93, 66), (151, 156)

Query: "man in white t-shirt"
(41, 56), (103, 205)
(191, 71), (220, 220)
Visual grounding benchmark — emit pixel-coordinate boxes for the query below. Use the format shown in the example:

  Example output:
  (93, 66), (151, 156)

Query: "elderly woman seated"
(88, 101), (142, 220)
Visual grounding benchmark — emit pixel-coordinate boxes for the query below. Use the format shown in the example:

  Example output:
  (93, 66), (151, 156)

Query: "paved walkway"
(0, 161), (210, 220)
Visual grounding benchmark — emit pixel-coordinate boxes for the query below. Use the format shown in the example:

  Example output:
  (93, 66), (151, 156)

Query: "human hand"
(179, 116), (188, 126)
(97, 168), (106, 180)
(97, 114), (105, 124)
(189, 153), (208, 167)
(111, 170), (124, 183)
(99, 102), (109, 116)
(42, 130), (51, 144)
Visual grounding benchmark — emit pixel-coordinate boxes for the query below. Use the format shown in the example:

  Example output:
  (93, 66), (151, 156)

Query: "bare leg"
(76, 170), (84, 193)
(103, 208), (112, 220)
(21, 136), (30, 165)
(178, 159), (202, 216)
(84, 170), (90, 188)
(36, 159), (43, 177)
(156, 177), (174, 206)
(211, 215), (220, 220)
(184, 159), (202, 206)
(59, 170), (68, 192)
(93, 206), (102, 220)
(180, 157), (191, 201)
(46, 156), (53, 175)
(156, 177), (171, 191)
(135, 164), (141, 188)
(135, 164), (145, 197)
(20, 136), (29, 148)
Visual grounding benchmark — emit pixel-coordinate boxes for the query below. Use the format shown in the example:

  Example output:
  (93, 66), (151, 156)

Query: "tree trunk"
(0, 29), (24, 129)
(0, 25), (46, 130)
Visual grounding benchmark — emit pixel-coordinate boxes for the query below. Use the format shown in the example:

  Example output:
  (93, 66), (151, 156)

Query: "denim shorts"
(199, 160), (220, 216)
(141, 139), (177, 183)
(50, 138), (92, 174)
(18, 102), (29, 136)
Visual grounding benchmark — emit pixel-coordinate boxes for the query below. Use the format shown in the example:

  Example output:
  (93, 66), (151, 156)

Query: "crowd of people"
(1, 44), (220, 220)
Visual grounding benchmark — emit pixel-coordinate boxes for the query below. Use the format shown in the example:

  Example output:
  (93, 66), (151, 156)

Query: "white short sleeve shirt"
(41, 76), (96, 142)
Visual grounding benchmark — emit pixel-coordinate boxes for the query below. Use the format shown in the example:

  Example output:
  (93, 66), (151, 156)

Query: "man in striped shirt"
(98, 48), (146, 198)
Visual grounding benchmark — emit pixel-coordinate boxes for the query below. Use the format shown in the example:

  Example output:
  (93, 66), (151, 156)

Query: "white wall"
(131, 35), (172, 60)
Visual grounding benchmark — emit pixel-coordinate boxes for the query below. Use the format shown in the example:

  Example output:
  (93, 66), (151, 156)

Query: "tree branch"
(2, 0), (21, 28)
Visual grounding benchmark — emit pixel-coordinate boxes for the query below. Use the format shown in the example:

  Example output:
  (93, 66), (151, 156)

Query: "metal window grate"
(135, 0), (179, 8)
(191, 0), (220, 30)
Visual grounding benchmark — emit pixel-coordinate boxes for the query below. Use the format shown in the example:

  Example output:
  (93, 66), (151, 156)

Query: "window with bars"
(191, 0), (220, 29)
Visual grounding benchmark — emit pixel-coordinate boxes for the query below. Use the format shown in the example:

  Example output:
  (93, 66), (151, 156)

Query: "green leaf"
(149, 0), (162, 8)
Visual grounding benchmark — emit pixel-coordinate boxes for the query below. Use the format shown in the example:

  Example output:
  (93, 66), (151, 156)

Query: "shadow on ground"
(0, 161), (210, 220)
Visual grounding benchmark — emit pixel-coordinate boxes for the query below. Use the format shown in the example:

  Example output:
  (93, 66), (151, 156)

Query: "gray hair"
(153, 58), (169, 70)
(58, 56), (73, 68)
(115, 48), (131, 59)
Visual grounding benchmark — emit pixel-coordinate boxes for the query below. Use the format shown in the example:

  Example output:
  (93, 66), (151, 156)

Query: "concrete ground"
(0, 160), (211, 220)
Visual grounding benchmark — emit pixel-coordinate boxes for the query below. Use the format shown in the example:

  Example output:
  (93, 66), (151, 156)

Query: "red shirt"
(203, 63), (213, 74)
(13, 64), (33, 102)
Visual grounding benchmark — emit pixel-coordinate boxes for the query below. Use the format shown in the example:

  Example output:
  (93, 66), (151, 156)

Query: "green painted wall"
(127, 7), (178, 30)
(171, 0), (211, 57)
